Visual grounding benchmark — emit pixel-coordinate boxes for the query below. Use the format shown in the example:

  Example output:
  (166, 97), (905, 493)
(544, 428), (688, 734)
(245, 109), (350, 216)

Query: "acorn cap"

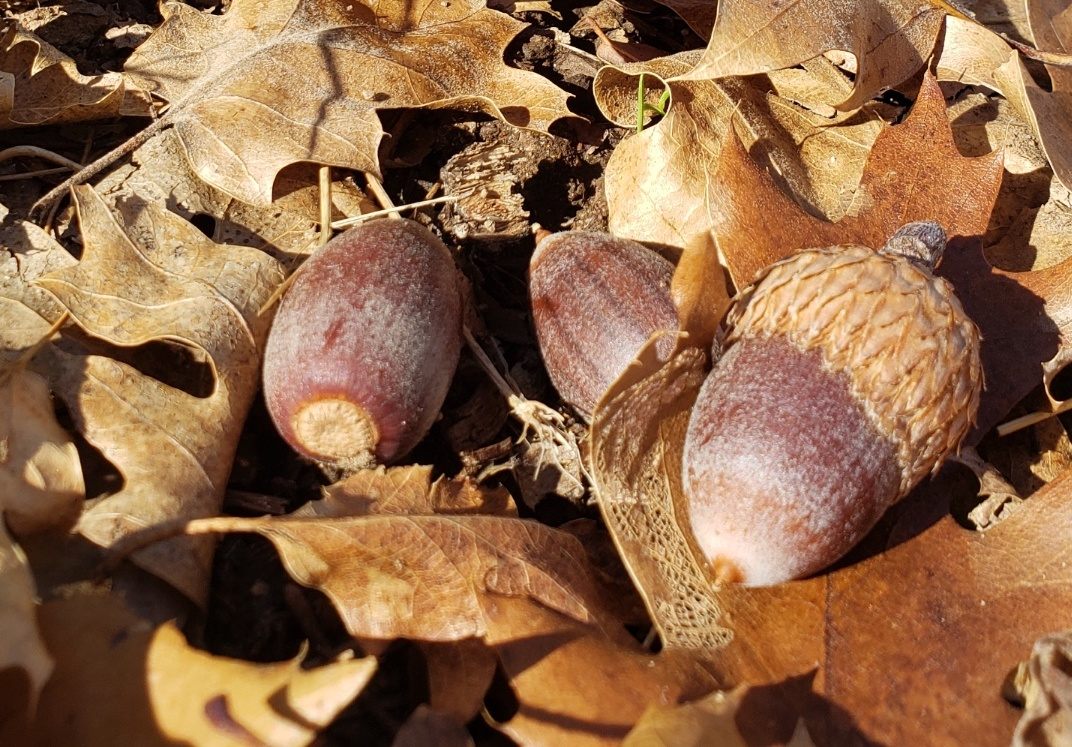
(722, 242), (982, 498)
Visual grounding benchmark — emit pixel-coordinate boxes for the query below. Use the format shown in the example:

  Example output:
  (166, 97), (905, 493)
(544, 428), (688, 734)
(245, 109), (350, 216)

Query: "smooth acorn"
(263, 219), (462, 467)
(682, 222), (982, 586)
(529, 231), (678, 419)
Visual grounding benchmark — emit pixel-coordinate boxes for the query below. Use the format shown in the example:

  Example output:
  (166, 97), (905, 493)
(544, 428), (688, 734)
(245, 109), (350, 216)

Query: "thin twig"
(30, 114), (173, 220)
(997, 399), (1072, 436)
(330, 194), (462, 229)
(365, 173), (402, 219)
(318, 165), (332, 246)
(0, 167), (71, 182)
(0, 146), (82, 170)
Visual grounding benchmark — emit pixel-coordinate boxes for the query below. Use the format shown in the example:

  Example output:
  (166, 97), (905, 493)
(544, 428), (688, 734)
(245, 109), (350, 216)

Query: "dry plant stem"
(0, 167), (70, 183)
(462, 325), (590, 484)
(29, 114), (173, 220)
(318, 165), (333, 246)
(997, 399), (1072, 436)
(0, 146), (82, 170)
(329, 194), (461, 229)
(365, 173), (402, 219)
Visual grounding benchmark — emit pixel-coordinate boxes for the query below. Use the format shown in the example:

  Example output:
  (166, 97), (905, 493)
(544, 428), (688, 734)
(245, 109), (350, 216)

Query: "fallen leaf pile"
(2, 0), (1072, 744)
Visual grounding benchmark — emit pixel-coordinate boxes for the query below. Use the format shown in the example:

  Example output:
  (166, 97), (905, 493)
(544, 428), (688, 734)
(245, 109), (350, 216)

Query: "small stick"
(0, 167), (71, 182)
(318, 165), (333, 246)
(0, 146), (82, 170)
(330, 194), (462, 229)
(997, 399), (1072, 436)
(30, 114), (173, 220)
(365, 173), (402, 219)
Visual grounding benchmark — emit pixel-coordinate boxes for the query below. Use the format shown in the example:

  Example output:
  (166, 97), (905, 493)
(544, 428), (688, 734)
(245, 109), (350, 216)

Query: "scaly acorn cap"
(721, 223), (983, 499)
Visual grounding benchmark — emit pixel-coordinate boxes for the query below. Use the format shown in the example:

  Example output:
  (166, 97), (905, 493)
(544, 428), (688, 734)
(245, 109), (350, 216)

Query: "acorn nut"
(682, 222), (982, 586)
(263, 219), (462, 467)
(529, 231), (678, 419)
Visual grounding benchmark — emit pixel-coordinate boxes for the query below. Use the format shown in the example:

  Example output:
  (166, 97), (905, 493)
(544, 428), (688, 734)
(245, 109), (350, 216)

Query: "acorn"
(682, 222), (982, 586)
(529, 231), (678, 419)
(263, 219), (462, 467)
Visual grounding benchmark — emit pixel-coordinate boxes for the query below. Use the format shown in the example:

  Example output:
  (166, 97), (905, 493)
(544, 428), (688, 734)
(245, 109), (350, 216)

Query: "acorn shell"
(723, 244), (982, 494)
(681, 244), (982, 585)
(529, 231), (678, 419)
(263, 219), (462, 466)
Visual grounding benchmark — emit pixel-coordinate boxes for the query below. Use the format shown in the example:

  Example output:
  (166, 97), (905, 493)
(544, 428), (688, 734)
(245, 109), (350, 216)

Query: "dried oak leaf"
(596, 53), (881, 254)
(123, 0), (574, 205)
(711, 73), (1072, 437)
(0, 24), (151, 128)
(1009, 631), (1072, 747)
(937, 6), (1072, 192)
(622, 685), (815, 747)
(22, 186), (282, 606)
(0, 591), (375, 745)
(485, 596), (718, 747)
(94, 127), (376, 261)
(0, 367), (84, 537)
(707, 465), (1072, 746)
(298, 464), (516, 519)
(184, 511), (604, 640)
(0, 522), (53, 714)
(676, 0), (959, 109)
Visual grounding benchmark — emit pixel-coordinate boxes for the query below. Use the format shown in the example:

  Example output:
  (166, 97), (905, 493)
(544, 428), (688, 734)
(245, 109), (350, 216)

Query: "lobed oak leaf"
(10, 186), (284, 606)
(711, 73), (1072, 437)
(0, 523), (52, 716)
(484, 596), (718, 747)
(596, 54), (880, 255)
(0, 24), (152, 129)
(937, 5), (1072, 193)
(621, 685), (815, 747)
(0, 367), (84, 537)
(188, 513), (601, 640)
(1, 591), (375, 745)
(94, 128), (377, 261)
(676, 0), (960, 109)
(123, 0), (575, 205)
(298, 464), (516, 519)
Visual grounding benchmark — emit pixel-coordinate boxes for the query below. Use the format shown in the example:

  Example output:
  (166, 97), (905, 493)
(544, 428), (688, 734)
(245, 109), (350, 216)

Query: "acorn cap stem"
(879, 220), (947, 271)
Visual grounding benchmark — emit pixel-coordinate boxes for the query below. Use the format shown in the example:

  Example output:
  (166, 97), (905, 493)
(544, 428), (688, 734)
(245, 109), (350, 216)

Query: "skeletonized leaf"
(677, 0), (955, 109)
(28, 186), (283, 605)
(0, 24), (151, 128)
(123, 0), (574, 205)
(590, 333), (728, 650)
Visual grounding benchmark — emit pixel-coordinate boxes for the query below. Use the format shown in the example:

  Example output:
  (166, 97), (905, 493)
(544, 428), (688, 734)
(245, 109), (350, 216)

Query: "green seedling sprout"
(636, 73), (671, 133)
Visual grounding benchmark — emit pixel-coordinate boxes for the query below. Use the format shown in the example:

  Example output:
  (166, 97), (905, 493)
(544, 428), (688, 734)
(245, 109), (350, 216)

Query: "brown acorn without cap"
(529, 231), (678, 419)
(681, 221), (982, 586)
(263, 219), (462, 467)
